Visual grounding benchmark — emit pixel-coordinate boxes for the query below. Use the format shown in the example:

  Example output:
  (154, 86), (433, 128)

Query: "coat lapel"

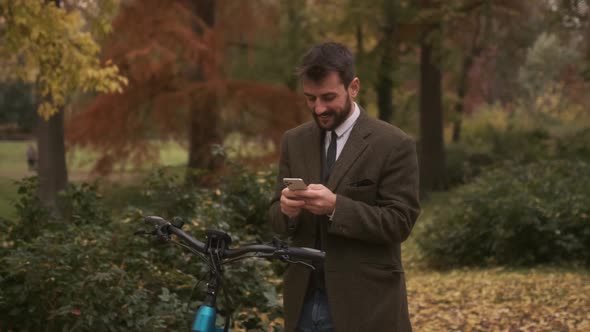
(326, 110), (371, 191)
(302, 124), (322, 185)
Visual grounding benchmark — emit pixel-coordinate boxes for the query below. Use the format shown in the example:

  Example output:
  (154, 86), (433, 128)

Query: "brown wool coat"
(269, 110), (421, 332)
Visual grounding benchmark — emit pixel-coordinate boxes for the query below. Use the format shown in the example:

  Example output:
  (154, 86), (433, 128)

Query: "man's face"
(302, 72), (359, 131)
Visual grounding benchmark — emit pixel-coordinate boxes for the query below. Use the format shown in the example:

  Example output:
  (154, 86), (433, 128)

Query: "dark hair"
(297, 42), (356, 87)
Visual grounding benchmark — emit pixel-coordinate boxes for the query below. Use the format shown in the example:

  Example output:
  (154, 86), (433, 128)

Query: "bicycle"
(136, 216), (325, 332)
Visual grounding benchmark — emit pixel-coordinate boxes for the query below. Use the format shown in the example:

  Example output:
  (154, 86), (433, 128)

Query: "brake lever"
(271, 238), (316, 270)
(282, 258), (315, 270)
(271, 237), (288, 249)
(155, 223), (172, 241)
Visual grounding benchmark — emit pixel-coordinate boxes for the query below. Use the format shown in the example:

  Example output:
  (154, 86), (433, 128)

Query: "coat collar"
(301, 107), (373, 191)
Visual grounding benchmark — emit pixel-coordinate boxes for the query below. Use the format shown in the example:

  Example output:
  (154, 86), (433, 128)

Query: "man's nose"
(314, 101), (327, 115)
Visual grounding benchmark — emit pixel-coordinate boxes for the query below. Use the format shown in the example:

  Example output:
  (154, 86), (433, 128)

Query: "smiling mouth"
(318, 112), (334, 118)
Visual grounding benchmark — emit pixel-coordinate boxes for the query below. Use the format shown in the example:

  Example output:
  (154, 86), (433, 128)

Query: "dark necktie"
(323, 130), (338, 183)
(313, 130), (338, 291)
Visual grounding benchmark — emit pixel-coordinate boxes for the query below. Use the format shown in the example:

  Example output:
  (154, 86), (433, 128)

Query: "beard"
(312, 96), (353, 131)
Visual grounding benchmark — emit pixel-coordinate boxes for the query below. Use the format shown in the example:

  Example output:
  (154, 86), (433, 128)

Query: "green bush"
(418, 160), (590, 268)
(135, 168), (200, 220)
(0, 166), (283, 331)
(554, 127), (590, 162)
(12, 176), (52, 240)
(217, 161), (277, 242)
(60, 182), (111, 226)
(446, 104), (590, 188)
(445, 127), (552, 188)
(445, 142), (494, 187)
(1, 219), (198, 331)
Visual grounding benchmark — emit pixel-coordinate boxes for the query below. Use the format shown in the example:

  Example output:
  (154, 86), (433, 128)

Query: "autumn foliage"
(66, 0), (307, 175)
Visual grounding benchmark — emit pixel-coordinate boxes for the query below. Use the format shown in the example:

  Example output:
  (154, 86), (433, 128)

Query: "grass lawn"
(0, 140), (188, 219)
(0, 177), (18, 220)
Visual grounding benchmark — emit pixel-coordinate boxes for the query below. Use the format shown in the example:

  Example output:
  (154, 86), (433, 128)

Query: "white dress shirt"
(323, 102), (360, 161)
(324, 102), (360, 219)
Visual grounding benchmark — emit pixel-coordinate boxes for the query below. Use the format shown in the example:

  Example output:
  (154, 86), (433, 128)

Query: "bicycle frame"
(140, 216), (324, 332)
(192, 230), (231, 332)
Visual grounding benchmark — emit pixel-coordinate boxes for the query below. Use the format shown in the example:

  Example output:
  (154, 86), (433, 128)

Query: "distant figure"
(26, 144), (37, 171)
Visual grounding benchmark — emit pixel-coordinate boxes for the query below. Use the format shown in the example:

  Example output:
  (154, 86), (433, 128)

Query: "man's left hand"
(293, 184), (337, 216)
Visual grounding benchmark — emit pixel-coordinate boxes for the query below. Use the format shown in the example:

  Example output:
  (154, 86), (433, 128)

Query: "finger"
(307, 184), (325, 190)
(293, 190), (319, 199)
(302, 206), (321, 215)
(282, 187), (299, 198)
(282, 206), (301, 217)
(281, 195), (305, 207)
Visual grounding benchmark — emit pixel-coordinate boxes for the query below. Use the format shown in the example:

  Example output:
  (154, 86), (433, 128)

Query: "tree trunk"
(285, 0), (301, 91)
(452, 10), (486, 142)
(376, 40), (394, 122)
(186, 0), (222, 185)
(356, 22), (367, 107)
(37, 108), (68, 211)
(186, 103), (223, 185)
(419, 25), (447, 192)
(375, 1), (396, 123)
(451, 55), (473, 142)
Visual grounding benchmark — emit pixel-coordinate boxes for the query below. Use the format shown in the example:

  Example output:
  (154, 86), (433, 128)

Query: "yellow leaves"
(407, 269), (590, 331)
(80, 64), (128, 94)
(0, 0), (127, 119)
(38, 102), (57, 120)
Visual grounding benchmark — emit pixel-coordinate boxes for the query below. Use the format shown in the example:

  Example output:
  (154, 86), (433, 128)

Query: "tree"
(186, 0), (220, 185)
(0, 0), (126, 210)
(419, 22), (448, 192)
(449, 2), (490, 142)
(447, 1), (527, 141)
(374, 0), (398, 123)
(66, 0), (307, 182)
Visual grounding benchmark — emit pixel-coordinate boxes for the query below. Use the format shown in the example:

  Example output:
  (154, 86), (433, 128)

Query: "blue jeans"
(296, 289), (335, 332)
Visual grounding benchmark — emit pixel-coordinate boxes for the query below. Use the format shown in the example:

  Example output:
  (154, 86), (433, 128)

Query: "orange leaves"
(407, 269), (590, 331)
(66, 0), (306, 175)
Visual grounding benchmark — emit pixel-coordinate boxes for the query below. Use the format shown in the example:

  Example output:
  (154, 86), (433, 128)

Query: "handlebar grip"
(286, 247), (325, 262)
(144, 216), (168, 226)
(144, 216), (207, 253)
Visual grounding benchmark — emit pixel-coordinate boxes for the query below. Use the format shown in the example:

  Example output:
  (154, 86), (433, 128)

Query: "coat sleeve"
(327, 137), (420, 244)
(269, 133), (299, 236)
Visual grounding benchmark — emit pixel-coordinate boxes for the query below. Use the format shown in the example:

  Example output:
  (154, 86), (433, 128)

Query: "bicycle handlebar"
(143, 216), (325, 262)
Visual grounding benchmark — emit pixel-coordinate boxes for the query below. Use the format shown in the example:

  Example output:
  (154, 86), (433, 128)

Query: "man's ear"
(348, 77), (360, 98)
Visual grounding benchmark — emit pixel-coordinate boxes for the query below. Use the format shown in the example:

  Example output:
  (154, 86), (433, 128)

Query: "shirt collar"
(332, 102), (360, 138)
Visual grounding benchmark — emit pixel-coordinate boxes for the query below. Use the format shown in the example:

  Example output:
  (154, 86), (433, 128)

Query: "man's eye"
(307, 97), (316, 102)
(323, 96), (335, 102)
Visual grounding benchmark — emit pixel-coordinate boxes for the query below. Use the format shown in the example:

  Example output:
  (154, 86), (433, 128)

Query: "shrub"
(0, 166), (283, 331)
(446, 104), (590, 188)
(445, 142), (494, 187)
(15, 176), (51, 231)
(445, 127), (552, 188)
(135, 168), (200, 220)
(216, 161), (277, 242)
(0, 220), (198, 331)
(60, 182), (111, 226)
(554, 127), (590, 162)
(418, 160), (590, 268)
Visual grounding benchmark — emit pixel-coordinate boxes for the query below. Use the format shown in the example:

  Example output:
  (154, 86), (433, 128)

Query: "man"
(269, 42), (420, 332)
(26, 143), (37, 171)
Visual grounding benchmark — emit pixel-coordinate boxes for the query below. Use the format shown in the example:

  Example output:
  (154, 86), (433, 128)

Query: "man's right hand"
(280, 187), (305, 218)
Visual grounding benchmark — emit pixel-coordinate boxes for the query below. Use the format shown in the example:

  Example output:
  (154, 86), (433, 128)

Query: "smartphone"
(283, 178), (308, 191)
